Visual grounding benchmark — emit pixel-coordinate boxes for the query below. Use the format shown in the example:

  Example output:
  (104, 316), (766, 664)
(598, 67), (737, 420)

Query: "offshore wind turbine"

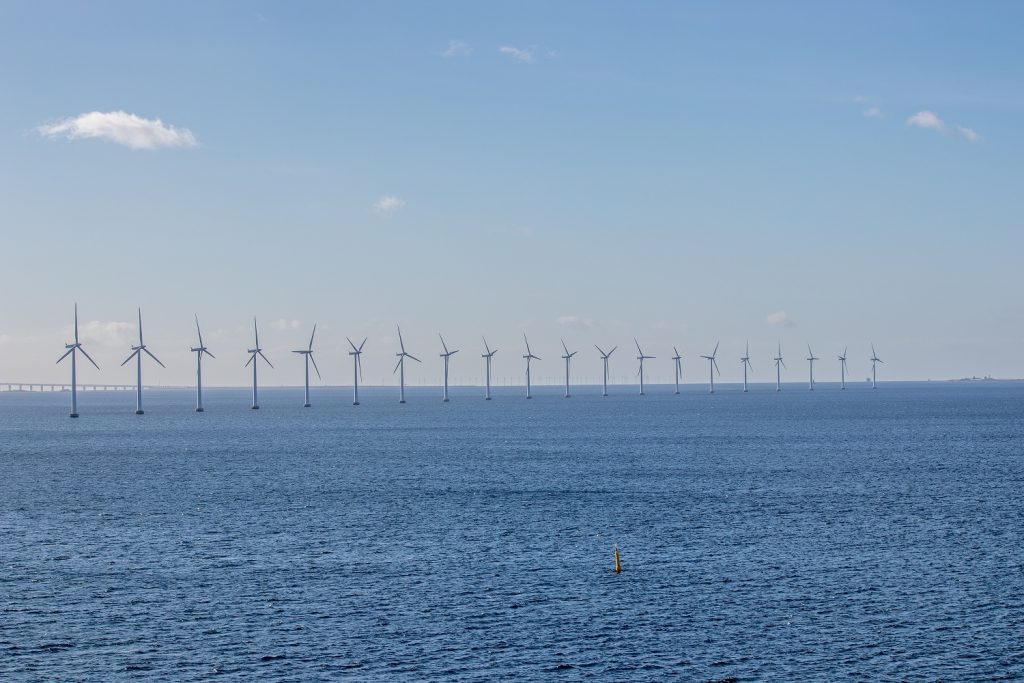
(482, 337), (497, 400)
(439, 334), (459, 402)
(806, 344), (819, 390)
(191, 315), (215, 412)
(634, 339), (655, 395)
(394, 326), (420, 403)
(121, 308), (164, 415)
(292, 324), (321, 407)
(560, 340), (577, 398)
(595, 345), (616, 397)
(245, 318), (273, 409)
(870, 344), (883, 388)
(838, 347), (849, 390)
(56, 303), (100, 418)
(347, 337), (366, 405)
(671, 347), (682, 395)
(522, 334), (540, 399)
(701, 342), (720, 394)
(774, 343), (786, 392)
(740, 342), (753, 393)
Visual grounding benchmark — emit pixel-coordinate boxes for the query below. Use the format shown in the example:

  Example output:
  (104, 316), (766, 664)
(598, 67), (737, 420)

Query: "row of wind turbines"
(56, 305), (886, 417)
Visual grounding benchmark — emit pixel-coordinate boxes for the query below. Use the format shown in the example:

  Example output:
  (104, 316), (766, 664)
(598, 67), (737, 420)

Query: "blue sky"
(1, 1), (1022, 386)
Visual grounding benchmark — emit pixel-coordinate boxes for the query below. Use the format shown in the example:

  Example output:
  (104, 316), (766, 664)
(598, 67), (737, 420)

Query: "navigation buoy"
(614, 545), (622, 573)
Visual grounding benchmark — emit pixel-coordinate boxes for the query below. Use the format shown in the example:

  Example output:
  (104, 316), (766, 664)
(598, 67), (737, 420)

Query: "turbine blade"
(408, 354), (422, 363)
(595, 345), (605, 356)
(393, 357), (402, 374)
(439, 333), (448, 355)
(357, 355), (363, 381)
(359, 337), (367, 352)
(254, 318), (260, 348)
(195, 314), (203, 347)
(483, 336), (491, 355)
(245, 353), (254, 368)
(609, 346), (617, 356)
(122, 349), (140, 366)
(144, 348), (166, 368)
(137, 308), (144, 346)
(259, 350), (274, 368)
(74, 303), (79, 344)
(634, 338), (642, 355)
(561, 339), (569, 355)
(713, 358), (720, 375)
(309, 353), (322, 380)
(204, 349), (216, 359)
(309, 323), (317, 351)
(397, 325), (405, 353)
(713, 341), (719, 357)
(79, 346), (100, 370)
(56, 347), (74, 364)
(347, 336), (358, 352)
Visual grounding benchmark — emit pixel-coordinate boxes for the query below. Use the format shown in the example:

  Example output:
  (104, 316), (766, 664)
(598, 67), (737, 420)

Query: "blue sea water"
(1, 382), (1022, 681)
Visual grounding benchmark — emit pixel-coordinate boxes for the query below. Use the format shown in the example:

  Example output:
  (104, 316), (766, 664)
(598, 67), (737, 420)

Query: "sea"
(1, 382), (1022, 681)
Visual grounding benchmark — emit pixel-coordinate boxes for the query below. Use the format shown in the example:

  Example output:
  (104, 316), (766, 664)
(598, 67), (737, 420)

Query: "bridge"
(1, 383), (134, 392)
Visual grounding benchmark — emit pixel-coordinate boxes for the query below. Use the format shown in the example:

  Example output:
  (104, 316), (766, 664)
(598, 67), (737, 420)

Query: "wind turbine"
(522, 334), (540, 399)
(439, 334), (459, 402)
(292, 324), (321, 407)
(245, 318), (273, 409)
(740, 342), (753, 393)
(838, 347), (849, 390)
(774, 343), (786, 392)
(870, 344), (883, 388)
(634, 338), (655, 395)
(347, 337), (366, 405)
(560, 340), (577, 398)
(595, 345), (616, 397)
(482, 337), (497, 400)
(806, 344), (819, 390)
(56, 303), (99, 418)
(700, 342), (720, 394)
(671, 347), (682, 395)
(121, 308), (164, 415)
(191, 315), (214, 412)
(394, 326), (420, 403)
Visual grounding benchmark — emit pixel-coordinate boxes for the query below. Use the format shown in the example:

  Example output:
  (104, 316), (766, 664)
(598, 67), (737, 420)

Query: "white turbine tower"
(560, 340), (577, 398)
(740, 342), (753, 393)
(347, 337), (366, 405)
(292, 324), (321, 408)
(522, 334), (541, 399)
(394, 326), (420, 403)
(191, 315), (215, 412)
(56, 303), (100, 418)
(701, 342), (720, 394)
(774, 343), (786, 392)
(634, 338), (655, 395)
(870, 344), (883, 388)
(672, 347), (683, 395)
(838, 347), (849, 390)
(245, 318), (273, 409)
(439, 334), (459, 402)
(121, 308), (165, 415)
(807, 344), (819, 390)
(595, 345), (616, 397)
(482, 337), (497, 400)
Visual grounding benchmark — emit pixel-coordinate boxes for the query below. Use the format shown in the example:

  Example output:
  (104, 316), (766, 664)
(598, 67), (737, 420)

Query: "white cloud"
(906, 110), (981, 142)
(38, 111), (198, 150)
(863, 106), (882, 118)
(499, 46), (536, 63)
(373, 194), (406, 216)
(0, 333), (14, 345)
(78, 321), (136, 347)
(271, 319), (301, 331)
(767, 311), (796, 328)
(556, 315), (593, 330)
(442, 40), (472, 57)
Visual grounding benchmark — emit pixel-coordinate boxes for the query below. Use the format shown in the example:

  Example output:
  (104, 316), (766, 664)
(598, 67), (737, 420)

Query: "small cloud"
(556, 315), (593, 331)
(499, 46), (536, 63)
(271, 319), (301, 331)
(767, 311), (796, 328)
(853, 95), (868, 104)
(442, 40), (472, 57)
(863, 106), (882, 118)
(0, 333), (15, 344)
(373, 194), (405, 216)
(78, 321), (136, 346)
(907, 110), (981, 142)
(37, 111), (198, 150)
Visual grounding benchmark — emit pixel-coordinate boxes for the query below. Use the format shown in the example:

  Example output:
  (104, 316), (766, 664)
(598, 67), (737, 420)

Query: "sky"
(1, 1), (1022, 387)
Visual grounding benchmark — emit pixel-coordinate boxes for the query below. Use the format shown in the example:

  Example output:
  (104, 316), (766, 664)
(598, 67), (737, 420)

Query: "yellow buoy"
(613, 545), (621, 573)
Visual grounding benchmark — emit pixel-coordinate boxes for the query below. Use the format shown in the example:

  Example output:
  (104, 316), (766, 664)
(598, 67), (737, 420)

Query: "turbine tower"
(700, 342), (721, 393)
(347, 337), (366, 405)
(439, 334), (459, 402)
(560, 340), (577, 398)
(595, 345), (616, 397)
(672, 347), (682, 395)
(121, 308), (165, 415)
(740, 342), (753, 393)
(292, 324), (321, 407)
(56, 303), (100, 418)
(482, 337), (497, 400)
(191, 315), (215, 412)
(807, 344), (819, 390)
(522, 334), (540, 399)
(870, 344), (883, 388)
(774, 343), (786, 392)
(394, 326), (420, 403)
(838, 347), (849, 390)
(245, 318), (273, 409)
(634, 338), (655, 395)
